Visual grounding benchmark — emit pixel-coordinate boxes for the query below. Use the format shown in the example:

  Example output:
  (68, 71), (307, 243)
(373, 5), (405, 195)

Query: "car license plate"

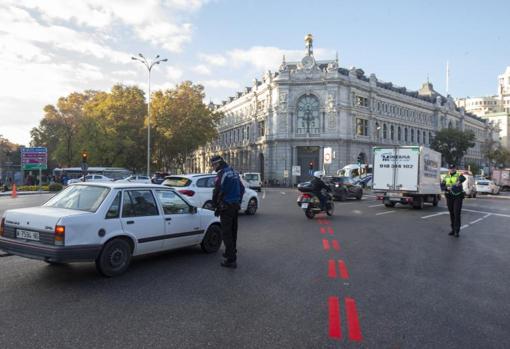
(301, 203), (309, 208)
(16, 229), (40, 241)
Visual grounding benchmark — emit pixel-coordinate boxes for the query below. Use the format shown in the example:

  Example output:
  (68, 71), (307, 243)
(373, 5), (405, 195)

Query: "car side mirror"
(190, 206), (198, 214)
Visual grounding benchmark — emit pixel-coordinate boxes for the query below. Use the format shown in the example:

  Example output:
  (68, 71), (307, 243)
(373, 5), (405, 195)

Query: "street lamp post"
(131, 53), (168, 177)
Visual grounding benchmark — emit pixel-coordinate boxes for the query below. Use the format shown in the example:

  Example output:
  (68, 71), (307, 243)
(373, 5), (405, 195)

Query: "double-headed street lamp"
(131, 53), (168, 177)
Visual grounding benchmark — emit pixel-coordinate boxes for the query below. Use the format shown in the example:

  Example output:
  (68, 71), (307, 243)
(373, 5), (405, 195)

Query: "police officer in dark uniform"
(441, 164), (466, 237)
(210, 155), (244, 268)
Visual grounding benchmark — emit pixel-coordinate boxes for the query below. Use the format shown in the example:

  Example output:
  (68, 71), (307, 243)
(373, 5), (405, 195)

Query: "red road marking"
(328, 227), (334, 235)
(338, 260), (349, 279)
(320, 227), (326, 234)
(322, 239), (330, 251)
(328, 297), (342, 339)
(328, 259), (337, 278)
(322, 219), (330, 225)
(345, 298), (363, 342)
(332, 240), (340, 251)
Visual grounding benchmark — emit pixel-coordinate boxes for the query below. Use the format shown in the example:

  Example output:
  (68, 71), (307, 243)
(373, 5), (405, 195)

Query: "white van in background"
(242, 172), (262, 192)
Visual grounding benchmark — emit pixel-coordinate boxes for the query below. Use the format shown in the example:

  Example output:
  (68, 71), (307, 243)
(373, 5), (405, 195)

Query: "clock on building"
(301, 55), (315, 69)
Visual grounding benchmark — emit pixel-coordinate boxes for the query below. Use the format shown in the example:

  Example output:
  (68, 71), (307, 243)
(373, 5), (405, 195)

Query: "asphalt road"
(0, 190), (509, 348)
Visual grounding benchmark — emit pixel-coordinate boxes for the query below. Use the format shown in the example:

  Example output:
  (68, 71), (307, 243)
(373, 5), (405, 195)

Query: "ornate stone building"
(188, 35), (490, 184)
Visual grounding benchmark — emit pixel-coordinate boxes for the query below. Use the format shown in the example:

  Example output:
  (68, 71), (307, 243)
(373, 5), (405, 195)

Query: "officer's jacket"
(442, 172), (466, 197)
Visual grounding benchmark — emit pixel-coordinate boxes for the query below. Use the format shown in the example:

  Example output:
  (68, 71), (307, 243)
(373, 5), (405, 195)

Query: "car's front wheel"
(201, 224), (222, 253)
(95, 238), (132, 277)
(245, 198), (258, 215)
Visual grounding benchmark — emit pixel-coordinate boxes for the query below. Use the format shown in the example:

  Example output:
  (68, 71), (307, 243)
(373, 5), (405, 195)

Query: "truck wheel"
(432, 195), (439, 207)
(95, 238), (132, 277)
(413, 197), (424, 209)
(384, 201), (395, 208)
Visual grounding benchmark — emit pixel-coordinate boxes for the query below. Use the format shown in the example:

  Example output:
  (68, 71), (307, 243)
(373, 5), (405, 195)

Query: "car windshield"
(43, 185), (110, 212)
(162, 177), (192, 187)
(244, 174), (259, 181)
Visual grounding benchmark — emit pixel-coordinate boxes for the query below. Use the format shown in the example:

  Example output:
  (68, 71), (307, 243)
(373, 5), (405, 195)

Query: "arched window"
(448, 120), (453, 129)
(411, 129), (415, 142)
(417, 129), (421, 143)
(390, 125), (395, 140)
(296, 95), (320, 135)
(404, 128), (408, 142)
(383, 124), (388, 139)
(397, 126), (401, 141)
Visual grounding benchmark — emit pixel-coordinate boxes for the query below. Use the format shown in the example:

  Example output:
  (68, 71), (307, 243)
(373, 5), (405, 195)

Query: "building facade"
(189, 35), (490, 184)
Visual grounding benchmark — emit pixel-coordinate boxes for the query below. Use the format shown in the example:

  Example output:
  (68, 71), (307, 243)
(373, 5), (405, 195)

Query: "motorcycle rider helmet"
(313, 171), (323, 178)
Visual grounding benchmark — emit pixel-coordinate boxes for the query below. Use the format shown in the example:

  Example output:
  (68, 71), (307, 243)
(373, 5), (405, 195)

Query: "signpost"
(21, 147), (47, 190)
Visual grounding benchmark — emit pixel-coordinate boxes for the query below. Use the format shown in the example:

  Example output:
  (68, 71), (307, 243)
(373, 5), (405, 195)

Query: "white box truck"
(372, 146), (442, 209)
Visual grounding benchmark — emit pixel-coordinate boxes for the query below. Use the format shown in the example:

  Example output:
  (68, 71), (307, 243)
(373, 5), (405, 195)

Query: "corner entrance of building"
(297, 146), (320, 182)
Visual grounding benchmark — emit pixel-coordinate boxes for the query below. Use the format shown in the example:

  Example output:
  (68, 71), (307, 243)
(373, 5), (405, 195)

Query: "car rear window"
(162, 177), (192, 187)
(477, 181), (489, 185)
(43, 185), (110, 212)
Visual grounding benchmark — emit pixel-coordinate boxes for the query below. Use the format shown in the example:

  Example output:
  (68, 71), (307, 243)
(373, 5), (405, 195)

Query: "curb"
(0, 191), (51, 197)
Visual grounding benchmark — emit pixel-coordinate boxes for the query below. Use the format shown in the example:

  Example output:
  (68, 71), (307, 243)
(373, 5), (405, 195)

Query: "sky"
(1, 0), (509, 146)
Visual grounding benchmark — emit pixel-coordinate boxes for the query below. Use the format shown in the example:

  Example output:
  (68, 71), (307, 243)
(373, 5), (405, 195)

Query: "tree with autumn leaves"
(30, 82), (221, 173)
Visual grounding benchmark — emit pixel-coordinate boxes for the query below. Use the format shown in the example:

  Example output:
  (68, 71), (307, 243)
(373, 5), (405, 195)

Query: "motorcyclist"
(310, 171), (331, 210)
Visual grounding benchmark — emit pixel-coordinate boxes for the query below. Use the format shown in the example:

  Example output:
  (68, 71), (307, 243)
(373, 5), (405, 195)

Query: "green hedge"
(15, 183), (63, 192)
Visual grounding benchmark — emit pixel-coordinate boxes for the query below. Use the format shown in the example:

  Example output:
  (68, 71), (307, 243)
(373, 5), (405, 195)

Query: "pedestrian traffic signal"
(82, 151), (88, 163)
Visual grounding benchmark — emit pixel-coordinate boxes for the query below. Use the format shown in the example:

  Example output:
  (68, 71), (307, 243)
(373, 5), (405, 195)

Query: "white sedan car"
(475, 180), (500, 195)
(0, 182), (221, 277)
(162, 174), (259, 215)
(116, 175), (151, 184)
(67, 174), (114, 185)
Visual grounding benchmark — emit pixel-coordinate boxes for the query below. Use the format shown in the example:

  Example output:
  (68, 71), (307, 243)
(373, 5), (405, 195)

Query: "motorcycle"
(297, 183), (334, 219)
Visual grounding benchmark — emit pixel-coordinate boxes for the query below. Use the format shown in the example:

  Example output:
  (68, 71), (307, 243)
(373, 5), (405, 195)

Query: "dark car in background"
(151, 172), (170, 184)
(324, 176), (363, 201)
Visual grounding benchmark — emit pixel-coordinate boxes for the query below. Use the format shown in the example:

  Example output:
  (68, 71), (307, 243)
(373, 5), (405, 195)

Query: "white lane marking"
(376, 210), (395, 216)
(460, 224), (470, 230)
(280, 192), (286, 195)
(421, 212), (449, 219)
(368, 204), (384, 208)
(469, 213), (492, 225)
(352, 210), (363, 214)
(262, 190), (266, 199)
(462, 208), (510, 219)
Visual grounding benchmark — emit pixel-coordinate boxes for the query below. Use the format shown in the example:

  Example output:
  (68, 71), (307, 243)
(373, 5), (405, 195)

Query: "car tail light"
(178, 190), (195, 197)
(376, 195), (383, 200)
(302, 193), (312, 199)
(54, 225), (65, 246)
(0, 217), (4, 236)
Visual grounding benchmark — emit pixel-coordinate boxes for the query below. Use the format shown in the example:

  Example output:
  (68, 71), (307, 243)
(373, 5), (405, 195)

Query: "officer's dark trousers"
(220, 204), (239, 261)
(446, 195), (463, 234)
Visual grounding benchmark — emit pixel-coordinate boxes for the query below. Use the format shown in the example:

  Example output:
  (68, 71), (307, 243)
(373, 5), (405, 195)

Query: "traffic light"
(82, 151), (88, 163)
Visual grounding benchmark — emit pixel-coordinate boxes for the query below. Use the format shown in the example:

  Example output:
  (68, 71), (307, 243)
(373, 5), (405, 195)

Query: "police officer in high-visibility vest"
(441, 164), (466, 237)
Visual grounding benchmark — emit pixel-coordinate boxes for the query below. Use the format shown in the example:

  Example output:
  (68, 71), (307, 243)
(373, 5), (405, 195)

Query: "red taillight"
(302, 193), (312, 199)
(178, 190), (195, 197)
(0, 217), (4, 236)
(376, 195), (383, 200)
(54, 225), (65, 245)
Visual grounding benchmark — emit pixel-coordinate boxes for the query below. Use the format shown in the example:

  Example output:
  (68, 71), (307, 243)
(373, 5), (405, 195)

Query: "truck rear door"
(373, 148), (396, 191)
(394, 147), (419, 191)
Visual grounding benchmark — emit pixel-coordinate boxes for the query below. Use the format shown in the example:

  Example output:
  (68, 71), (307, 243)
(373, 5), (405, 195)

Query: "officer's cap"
(210, 155), (224, 165)
(448, 164), (457, 169)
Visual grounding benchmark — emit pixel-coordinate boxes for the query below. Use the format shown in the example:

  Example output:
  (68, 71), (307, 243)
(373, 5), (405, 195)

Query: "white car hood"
(4, 207), (91, 231)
